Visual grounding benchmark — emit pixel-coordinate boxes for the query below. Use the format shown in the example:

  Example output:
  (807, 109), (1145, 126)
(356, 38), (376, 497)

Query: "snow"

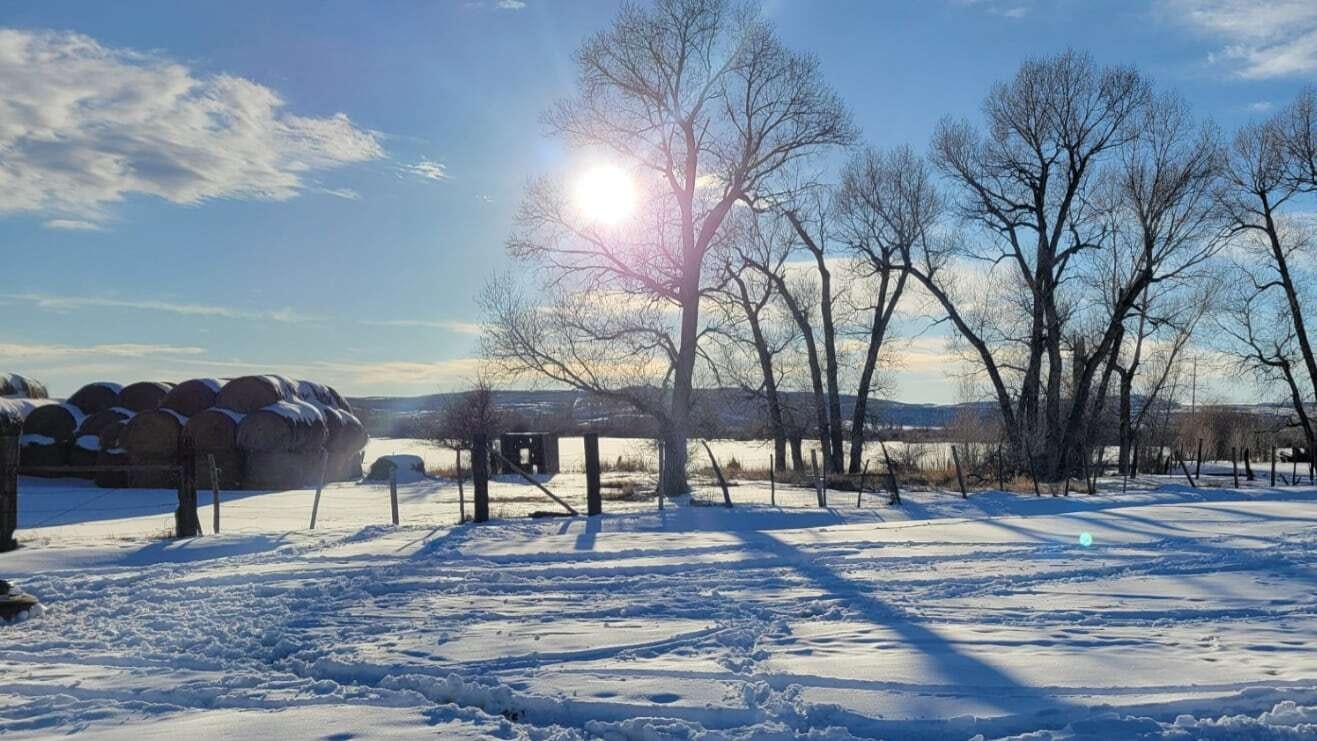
(259, 399), (324, 425)
(18, 433), (56, 446)
(3, 455), (1316, 738)
(74, 435), (100, 451)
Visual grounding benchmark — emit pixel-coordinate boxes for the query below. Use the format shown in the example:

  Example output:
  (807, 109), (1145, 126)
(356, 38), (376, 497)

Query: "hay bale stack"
(216, 375), (299, 414)
(77, 407), (134, 440)
(1, 373), (48, 399)
(94, 421), (131, 488)
(321, 407), (368, 481)
(1, 397), (53, 436)
(22, 403), (85, 444)
(116, 381), (174, 413)
(244, 451), (319, 489)
(236, 400), (327, 453)
(19, 434), (67, 471)
(185, 408), (245, 489)
(162, 378), (222, 417)
(68, 382), (124, 415)
(121, 408), (187, 488)
(69, 433), (101, 469)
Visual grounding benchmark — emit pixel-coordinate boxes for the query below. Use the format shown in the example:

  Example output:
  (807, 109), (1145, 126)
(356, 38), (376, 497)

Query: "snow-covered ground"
(3, 468), (1317, 738)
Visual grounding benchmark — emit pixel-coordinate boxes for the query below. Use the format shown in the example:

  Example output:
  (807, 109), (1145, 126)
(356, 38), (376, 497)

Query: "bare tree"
(1218, 105), (1317, 460)
(835, 145), (931, 473)
(433, 375), (505, 451)
(900, 53), (1221, 478)
(484, 0), (853, 497)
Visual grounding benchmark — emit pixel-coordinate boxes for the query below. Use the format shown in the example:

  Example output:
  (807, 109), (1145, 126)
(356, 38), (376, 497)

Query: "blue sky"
(3, 0), (1315, 400)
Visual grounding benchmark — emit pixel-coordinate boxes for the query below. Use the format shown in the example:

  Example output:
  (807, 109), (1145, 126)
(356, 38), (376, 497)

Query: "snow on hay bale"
(0, 373), (48, 399)
(116, 381), (174, 413)
(162, 378), (222, 417)
(77, 407), (134, 440)
(19, 434), (67, 471)
(0, 397), (53, 435)
(215, 375), (299, 414)
(69, 433), (101, 469)
(94, 421), (131, 488)
(21, 403), (86, 444)
(236, 400), (327, 453)
(68, 381), (124, 415)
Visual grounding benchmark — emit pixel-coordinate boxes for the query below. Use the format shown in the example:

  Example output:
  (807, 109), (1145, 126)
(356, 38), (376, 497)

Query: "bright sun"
(574, 164), (635, 225)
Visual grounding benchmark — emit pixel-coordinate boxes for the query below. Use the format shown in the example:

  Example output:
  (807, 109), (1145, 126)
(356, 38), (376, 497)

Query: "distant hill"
(348, 388), (995, 439)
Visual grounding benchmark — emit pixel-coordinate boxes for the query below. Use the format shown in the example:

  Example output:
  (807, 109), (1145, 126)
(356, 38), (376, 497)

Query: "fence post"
(309, 448), (329, 530)
(175, 437), (199, 538)
(879, 440), (901, 505)
(1177, 455), (1197, 489)
(769, 455), (776, 507)
(856, 459), (869, 507)
(208, 454), (222, 534)
(1270, 446), (1277, 487)
(1243, 448), (1255, 481)
(656, 439), (665, 511)
(1195, 439), (1203, 479)
(0, 434), (18, 552)
(456, 448), (466, 524)
(951, 445), (967, 499)
(584, 433), (602, 516)
(389, 465), (400, 526)
(1231, 447), (1239, 488)
(996, 445), (1005, 491)
(472, 433), (490, 523)
(810, 449), (822, 507)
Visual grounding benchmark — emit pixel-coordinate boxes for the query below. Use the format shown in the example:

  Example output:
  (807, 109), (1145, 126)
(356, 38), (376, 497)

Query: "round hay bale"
(243, 450), (318, 489)
(162, 378), (222, 417)
(76, 407), (134, 440)
(236, 400), (326, 452)
(1, 397), (53, 435)
(0, 373), (48, 399)
(68, 382), (124, 415)
(185, 408), (244, 451)
(95, 447), (130, 488)
(21, 403), (86, 444)
(295, 379), (340, 408)
(215, 375), (299, 414)
(121, 408), (188, 458)
(330, 410), (368, 454)
(19, 437), (68, 471)
(330, 449), (366, 481)
(116, 381), (174, 413)
(197, 449), (246, 490)
(327, 386), (352, 414)
(98, 418), (129, 453)
(69, 434), (101, 470)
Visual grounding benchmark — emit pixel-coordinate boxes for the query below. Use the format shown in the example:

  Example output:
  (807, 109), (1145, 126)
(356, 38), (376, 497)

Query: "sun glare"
(574, 164), (635, 225)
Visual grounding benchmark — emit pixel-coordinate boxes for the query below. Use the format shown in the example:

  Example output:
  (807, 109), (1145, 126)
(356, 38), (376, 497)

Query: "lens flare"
(1079, 532), (1094, 547)
(574, 164), (635, 225)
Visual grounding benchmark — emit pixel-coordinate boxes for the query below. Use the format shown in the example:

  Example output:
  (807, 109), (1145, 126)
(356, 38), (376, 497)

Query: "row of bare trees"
(482, 0), (1317, 496)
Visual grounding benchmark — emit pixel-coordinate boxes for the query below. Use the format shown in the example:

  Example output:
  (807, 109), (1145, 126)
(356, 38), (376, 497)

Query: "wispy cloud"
(43, 219), (103, 231)
(0, 27), (383, 227)
(6, 292), (316, 323)
(398, 158), (450, 182)
(1163, 0), (1317, 78)
(362, 318), (482, 334)
(0, 341), (206, 360)
(497, 0), (528, 9)
(320, 187), (362, 200)
(954, 0), (1031, 20)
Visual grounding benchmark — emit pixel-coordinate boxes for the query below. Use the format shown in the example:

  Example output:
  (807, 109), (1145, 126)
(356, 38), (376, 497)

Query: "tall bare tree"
(483, 0), (853, 496)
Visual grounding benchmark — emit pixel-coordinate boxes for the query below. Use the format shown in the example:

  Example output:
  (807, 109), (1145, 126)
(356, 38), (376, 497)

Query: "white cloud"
(497, 0), (528, 9)
(1164, 0), (1317, 78)
(6, 292), (316, 323)
(362, 318), (482, 334)
(43, 218), (103, 231)
(320, 187), (362, 200)
(0, 28), (383, 226)
(1245, 101), (1275, 113)
(399, 158), (450, 182)
(955, 0), (1031, 19)
(0, 341), (206, 360)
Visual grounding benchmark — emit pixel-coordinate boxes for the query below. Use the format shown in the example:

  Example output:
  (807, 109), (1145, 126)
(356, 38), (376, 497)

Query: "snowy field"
(3, 467), (1317, 738)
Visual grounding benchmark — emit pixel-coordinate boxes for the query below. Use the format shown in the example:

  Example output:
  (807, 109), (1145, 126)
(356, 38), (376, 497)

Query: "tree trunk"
(848, 271), (906, 474)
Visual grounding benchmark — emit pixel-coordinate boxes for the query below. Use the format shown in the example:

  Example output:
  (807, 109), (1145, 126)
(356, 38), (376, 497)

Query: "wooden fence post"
(1178, 455), (1197, 489)
(1243, 448), (1255, 481)
(175, 436), (200, 538)
(472, 434), (490, 523)
(996, 445), (1005, 491)
(308, 448), (329, 530)
(769, 455), (776, 507)
(856, 459), (869, 507)
(951, 445), (967, 499)
(1231, 447), (1240, 488)
(810, 449), (822, 507)
(1270, 446), (1277, 487)
(0, 434), (18, 552)
(657, 439), (665, 511)
(456, 448), (466, 523)
(389, 464), (400, 526)
(208, 454), (222, 534)
(585, 433), (602, 516)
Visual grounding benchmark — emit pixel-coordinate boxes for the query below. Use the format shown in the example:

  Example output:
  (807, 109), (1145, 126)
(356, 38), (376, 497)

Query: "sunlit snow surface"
(3, 463), (1317, 738)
